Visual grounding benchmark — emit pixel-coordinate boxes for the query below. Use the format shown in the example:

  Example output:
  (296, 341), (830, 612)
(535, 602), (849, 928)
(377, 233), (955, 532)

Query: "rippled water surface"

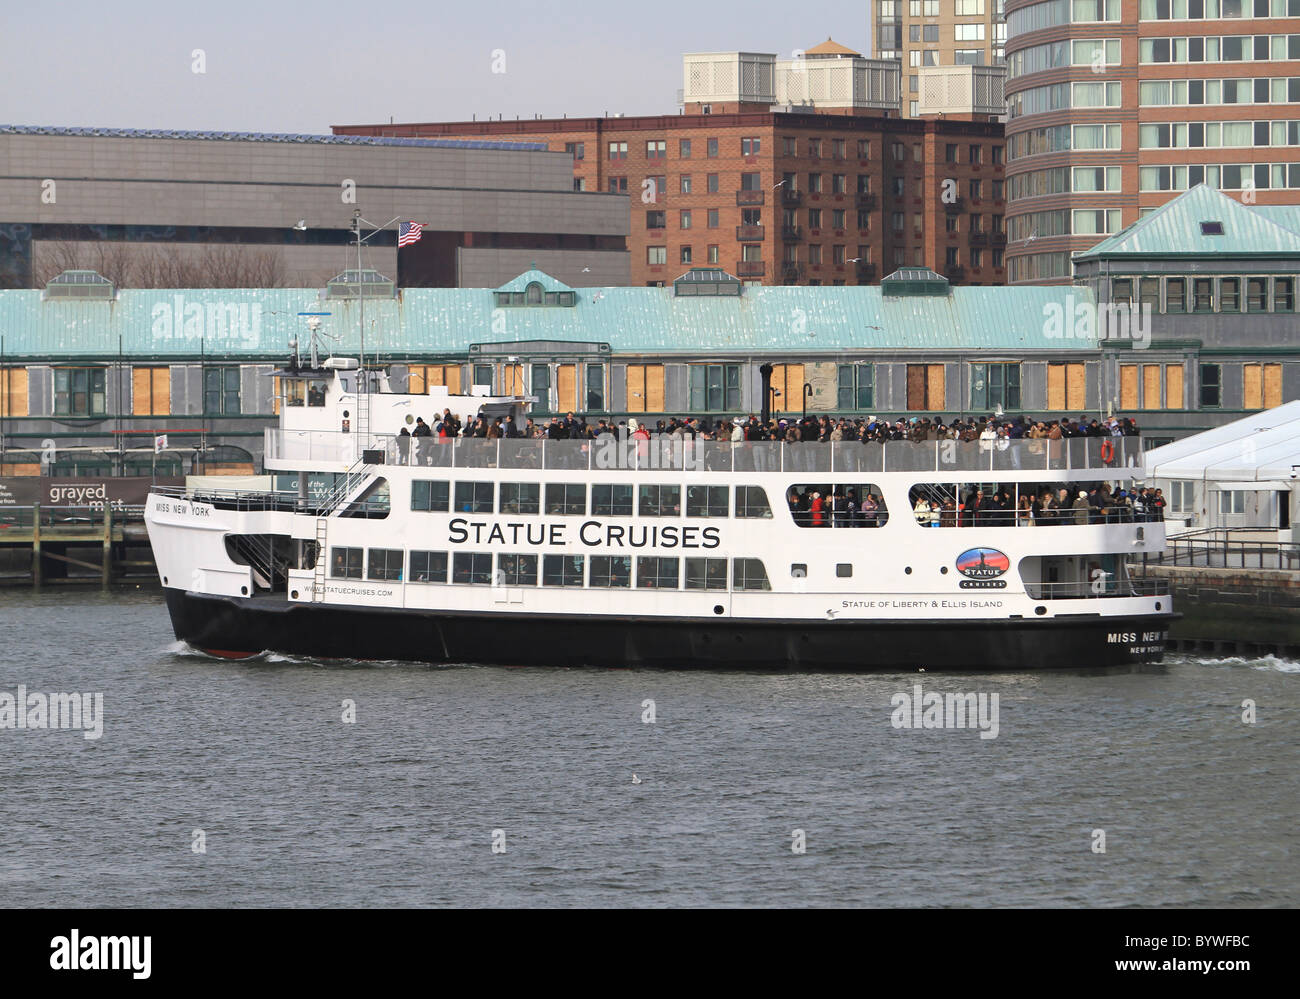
(2, 589), (1296, 907)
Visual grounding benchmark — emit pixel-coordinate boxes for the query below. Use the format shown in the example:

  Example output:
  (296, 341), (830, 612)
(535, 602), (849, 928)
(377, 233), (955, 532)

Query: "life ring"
(1100, 438), (1114, 464)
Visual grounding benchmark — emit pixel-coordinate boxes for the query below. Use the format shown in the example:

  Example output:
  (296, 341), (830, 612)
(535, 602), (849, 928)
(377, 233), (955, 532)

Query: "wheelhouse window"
(686, 485), (729, 517)
(367, 548), (403, 581)
(54, 367), (106, 417)
(733, 558), (772, 590)
(454, 481), (494, 513)
(734, 486), (772, 519)
(452, 552), (493, 584)
(542, 554), (585, 587)
(589, 555), (631, 588)
(411, 480), (450, 512)
(544, 483), (586, 515)
(330, 547), (363, 579)
(499, 482), (540, 515)
(684, 557), (727, 590)
(970, 363), (1021, 411)
(409, 551), (448, 583)
(638, 484), (681, 517)
(592, 483), (634, 516)
(637, 556), (679, 589)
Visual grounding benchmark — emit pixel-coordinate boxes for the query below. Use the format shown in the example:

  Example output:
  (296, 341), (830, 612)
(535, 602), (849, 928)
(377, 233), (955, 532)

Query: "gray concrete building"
(0, 126), (629, 290)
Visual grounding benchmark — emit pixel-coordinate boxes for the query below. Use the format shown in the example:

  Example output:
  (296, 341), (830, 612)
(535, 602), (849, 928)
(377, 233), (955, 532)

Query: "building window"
(1275, 277), (1295, 311)
(809, 245), (823, 266)
(832, 139), (846, 159)
(646, 210), (666, 230)
(608, 141), (627, 160)
(680, 175), (692, 194)
(857, 139), (871, 159)
(832, 174), (846, 194)
(837, 364), (873, 410)
(707, 209), (720, 228)
(742, 137), (761, 155)
(833, 244), (846, 265)
(969, 144), (982, 164)
(946, 144), (959, 163)
(808, 173), (823, 193)
(832, 209), (845, 229)
(808, 138), (822, 158)
(647, 139), (666, 158)
(1199, 363), (1221, 408)
(707, 244), (719, 263)
(54, 367), (106, 417)
(564, 142), (585, 160)
(680, 209), (692, 230)
(1193, 278), (1214, 312)
(587, 363), (605, 411)
(1246, 277), (1269, 312)
(608, 176), (627, 194)
(783, 136), (797, 156)
(1166, 277), (1186, 313)
(679, 139), (691, 158)
(573, 178), (586, 191)
(707, 173), (719, 193)
(1219, 277), (1240, 311)
(707, 138), (719, 157)
(970, 362), (1021, 411)
(648, 246), (667, 265)
(689, 364), (741, 411)
(969, 179), (983, 200)
(531, 364), (551, 407)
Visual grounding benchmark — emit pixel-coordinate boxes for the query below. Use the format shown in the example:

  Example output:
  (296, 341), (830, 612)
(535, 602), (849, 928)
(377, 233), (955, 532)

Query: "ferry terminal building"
(0, 186), (1296, 477)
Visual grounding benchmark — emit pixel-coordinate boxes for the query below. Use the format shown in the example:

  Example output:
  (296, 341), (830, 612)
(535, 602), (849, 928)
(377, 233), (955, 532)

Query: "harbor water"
(1, 589), (1296, 907)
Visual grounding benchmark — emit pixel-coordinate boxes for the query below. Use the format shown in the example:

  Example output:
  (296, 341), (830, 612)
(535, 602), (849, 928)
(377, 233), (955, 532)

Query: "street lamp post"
(802, 382), (813, 422)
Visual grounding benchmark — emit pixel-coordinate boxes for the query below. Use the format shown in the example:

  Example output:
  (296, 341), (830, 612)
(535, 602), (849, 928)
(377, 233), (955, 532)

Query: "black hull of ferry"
(163, 589), (1173, 670)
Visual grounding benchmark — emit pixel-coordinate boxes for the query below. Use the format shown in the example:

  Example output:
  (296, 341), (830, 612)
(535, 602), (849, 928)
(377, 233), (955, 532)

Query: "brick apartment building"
(335, 41), (1009, 287)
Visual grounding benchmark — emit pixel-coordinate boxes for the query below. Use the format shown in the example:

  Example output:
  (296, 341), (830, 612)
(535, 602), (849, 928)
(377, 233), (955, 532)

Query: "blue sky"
(2, 1), (874, 133)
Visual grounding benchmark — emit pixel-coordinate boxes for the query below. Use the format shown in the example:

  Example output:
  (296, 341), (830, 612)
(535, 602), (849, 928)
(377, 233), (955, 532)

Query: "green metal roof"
(1075, 184), (1300, 261)
(0, 277), (1098, 359)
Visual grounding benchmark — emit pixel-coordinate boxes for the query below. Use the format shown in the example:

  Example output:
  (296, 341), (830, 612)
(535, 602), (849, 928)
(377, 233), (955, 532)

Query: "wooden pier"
(0, 504), (156, 587)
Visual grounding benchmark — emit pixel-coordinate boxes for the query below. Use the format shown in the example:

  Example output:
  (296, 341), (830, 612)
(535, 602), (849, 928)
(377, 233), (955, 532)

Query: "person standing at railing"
(412, 417), (432, 466)
(397, 426), (411, 465)
(1072, 491), (1091, 525)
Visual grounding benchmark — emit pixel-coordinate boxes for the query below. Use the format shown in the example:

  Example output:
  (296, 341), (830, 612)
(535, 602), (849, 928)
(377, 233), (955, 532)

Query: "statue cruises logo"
(956, 547), (1009, 589)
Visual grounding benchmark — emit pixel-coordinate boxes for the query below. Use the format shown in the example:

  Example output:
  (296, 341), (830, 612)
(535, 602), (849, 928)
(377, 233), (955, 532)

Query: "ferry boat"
(144, 357), (1174, 669)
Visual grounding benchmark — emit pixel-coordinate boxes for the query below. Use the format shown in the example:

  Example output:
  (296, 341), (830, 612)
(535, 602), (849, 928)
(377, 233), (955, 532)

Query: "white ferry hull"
(161, 588), (1173, 670)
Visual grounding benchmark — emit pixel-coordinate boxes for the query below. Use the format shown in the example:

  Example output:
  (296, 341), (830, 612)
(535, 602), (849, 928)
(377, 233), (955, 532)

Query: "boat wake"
(162, 640), (473, 670)
(1173, 652), (1300, 673)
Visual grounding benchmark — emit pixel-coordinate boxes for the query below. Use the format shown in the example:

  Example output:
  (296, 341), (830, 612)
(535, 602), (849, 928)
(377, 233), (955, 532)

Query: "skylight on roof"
(1200, 220), (1225, 235)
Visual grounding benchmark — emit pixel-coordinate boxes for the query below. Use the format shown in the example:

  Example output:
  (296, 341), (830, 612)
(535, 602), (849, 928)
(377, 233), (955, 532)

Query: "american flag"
(397, 221), (423, 247)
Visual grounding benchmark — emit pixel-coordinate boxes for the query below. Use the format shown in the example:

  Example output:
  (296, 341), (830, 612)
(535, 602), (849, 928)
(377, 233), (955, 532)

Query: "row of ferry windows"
(331, 548), (772, 590)
(412, 480), (773, 519)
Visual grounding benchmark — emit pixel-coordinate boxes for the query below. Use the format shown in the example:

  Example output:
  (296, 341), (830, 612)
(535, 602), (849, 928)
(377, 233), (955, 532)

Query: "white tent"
(1144, 402), (1300, 533)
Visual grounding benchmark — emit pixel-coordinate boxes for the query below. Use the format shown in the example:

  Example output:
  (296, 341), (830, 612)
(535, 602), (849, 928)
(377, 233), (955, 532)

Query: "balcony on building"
(736, 190), (765, 206)
(782, 188), (803, 206)
(944, 198), (965, 214)
(990, 231), (1007, 246)
(736, 224), (766, 241)
(781, 261), (805, 283)
(970, 231), (989, 247)
(855, 192), (878, 210)
(781, 224), (803, 241)
(855, 262), (877, 281)
(945, 265), (966, 282)
(736, 260), (765, 277)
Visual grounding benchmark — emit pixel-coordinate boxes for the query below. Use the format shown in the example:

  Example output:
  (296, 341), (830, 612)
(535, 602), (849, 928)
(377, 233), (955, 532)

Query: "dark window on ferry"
(733, 558), (772, 590)
(970, 363), (1020, 412)
(786, 484), (888, 527)
(454, 481), (494, 514)
(686, 485), (729, 517)
(409, 551), (448, 583)
(836, 563), (853, 578)
(592, 483), (634, 516)
(497, 553), (538, 586)
(412, 480), (450, 512)
(452, 552), (493, 584)
(734, 485), (772, 518)
(500, 482), (540, 515)
(684, 557), (727, 590)
(637, 556), (679, 589)
(545, 483), (586, 515)
(590, 555), (631, 588)
(639, 484), (681, 516)
(330, 547), (363, 579)
(543, 554), (585, 587)
(368, 548), (403, 581)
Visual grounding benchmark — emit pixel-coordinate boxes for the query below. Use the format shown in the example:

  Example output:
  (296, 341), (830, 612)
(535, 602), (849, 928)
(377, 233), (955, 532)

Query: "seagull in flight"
(582, 267), (591, 272)
(632, 773), (643, 785)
